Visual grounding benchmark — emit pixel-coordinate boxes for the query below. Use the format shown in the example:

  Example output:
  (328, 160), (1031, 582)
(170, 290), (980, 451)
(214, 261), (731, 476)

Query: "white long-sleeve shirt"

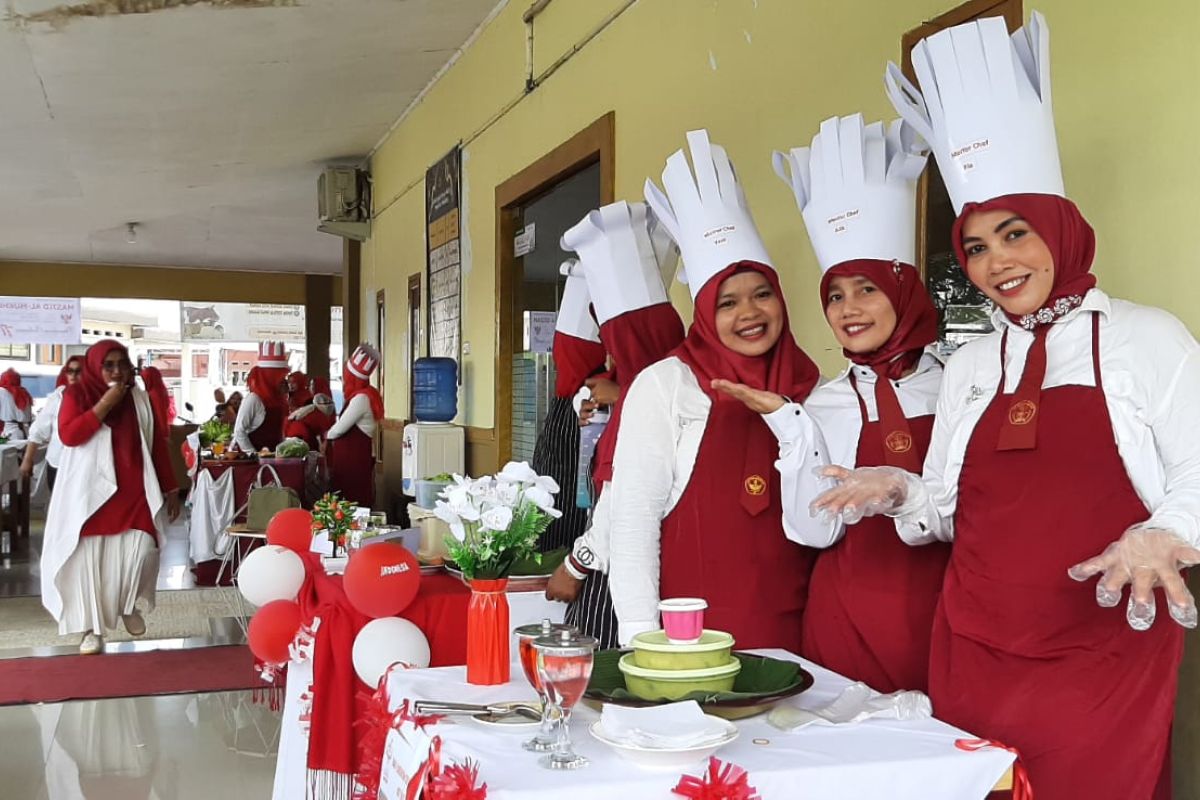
(28, 386), (65, 467)
(891, 289), (1200, 548)
(766, 352), (943, 548)
(232, 392), (267, 453)
(0, 387), (31, 439)
(325, 393), (377, 440)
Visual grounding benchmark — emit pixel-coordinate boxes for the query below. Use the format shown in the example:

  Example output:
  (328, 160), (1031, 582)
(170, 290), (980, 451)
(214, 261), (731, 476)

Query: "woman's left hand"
(1069, 526), (1200, 630)
(166, 491), (182, 522)
(711, 379), (785, 414)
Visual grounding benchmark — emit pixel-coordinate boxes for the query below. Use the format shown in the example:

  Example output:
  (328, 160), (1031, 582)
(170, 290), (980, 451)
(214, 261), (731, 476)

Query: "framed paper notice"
(426, 146), (462, 367)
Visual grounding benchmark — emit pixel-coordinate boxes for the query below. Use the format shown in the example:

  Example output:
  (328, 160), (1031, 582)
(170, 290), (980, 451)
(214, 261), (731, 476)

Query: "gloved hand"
(809, 465), (910, 525)
(1068, 526), (1200, 631)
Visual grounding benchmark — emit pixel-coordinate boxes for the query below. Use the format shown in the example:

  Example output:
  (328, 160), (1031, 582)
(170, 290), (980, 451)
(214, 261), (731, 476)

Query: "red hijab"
(55, 356), (83, 389)
(139, 366), (172, 434)
(342, 366), (384, 421)
(552, 332), (607, 399)
(673, 262), (821, 514)
(72, 340), (131, 424)
(0, 368), (32, 411)
(951, 193), (1096, 326)
(286, 371), (313, 409)
(310, 377), (332, 400)
(952, 193), (1097, 451)
(247, 366), (289, 412)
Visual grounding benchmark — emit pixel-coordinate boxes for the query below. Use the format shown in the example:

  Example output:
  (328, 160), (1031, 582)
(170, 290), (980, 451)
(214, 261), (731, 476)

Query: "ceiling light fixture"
(126, 222), (138, 245)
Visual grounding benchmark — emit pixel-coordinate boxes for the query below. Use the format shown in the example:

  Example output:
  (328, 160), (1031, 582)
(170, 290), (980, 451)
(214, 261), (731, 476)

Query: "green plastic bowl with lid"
(628, 629), (735, 670)
(618, 652), (742, 701)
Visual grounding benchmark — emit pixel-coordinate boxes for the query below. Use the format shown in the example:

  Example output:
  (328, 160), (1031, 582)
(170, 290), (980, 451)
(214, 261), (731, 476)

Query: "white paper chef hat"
(560, 201), (677, 326)
(884, 10), (1062, 213)
(555, 259), (601, 343)
(773, 114), (927, 271)
(644, 130), (773, 299)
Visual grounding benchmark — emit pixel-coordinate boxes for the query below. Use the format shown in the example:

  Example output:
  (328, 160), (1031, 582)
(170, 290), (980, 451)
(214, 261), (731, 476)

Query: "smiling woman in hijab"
(41, 340), (181, 654)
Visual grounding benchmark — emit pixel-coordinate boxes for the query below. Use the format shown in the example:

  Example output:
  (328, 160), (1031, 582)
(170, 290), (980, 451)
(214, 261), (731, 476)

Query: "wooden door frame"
(902, 0), (1023, 277)
(406, 273), (422, 424)
(487, 111), (615, 473)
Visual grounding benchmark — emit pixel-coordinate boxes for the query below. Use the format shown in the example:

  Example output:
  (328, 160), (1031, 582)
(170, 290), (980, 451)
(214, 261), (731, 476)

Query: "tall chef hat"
(554, 259), (601, 343)
(884, 10), (1061, 213)
(773, 114), (927, 271)
(559, 201), (678, 326)
(644, 130), (772, 300)
(347, 343), (380, 379)
(256, 341), (289, 369)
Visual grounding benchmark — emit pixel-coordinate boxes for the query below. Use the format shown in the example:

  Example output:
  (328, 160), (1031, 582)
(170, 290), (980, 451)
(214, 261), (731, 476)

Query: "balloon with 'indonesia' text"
(343, 542), (421, 618)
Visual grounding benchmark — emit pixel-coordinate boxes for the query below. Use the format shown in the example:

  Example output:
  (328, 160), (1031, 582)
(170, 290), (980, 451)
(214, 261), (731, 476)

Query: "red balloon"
(266, 508), (315, 553)
(343, 542), (421, 618)
(248, 600), (303, 664)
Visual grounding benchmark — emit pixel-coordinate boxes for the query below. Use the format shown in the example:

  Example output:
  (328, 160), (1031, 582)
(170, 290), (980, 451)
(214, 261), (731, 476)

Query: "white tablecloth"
(271, 589), (566, 800)
(378, 649), (1013, 800)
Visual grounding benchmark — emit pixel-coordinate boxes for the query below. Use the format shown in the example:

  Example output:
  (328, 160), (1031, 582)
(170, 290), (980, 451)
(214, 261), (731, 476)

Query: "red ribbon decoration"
(352, 670), (447, 800)
(955, 738), (1033, 800)
(425, 758), (488, 800)
(673, 757), (760, 800)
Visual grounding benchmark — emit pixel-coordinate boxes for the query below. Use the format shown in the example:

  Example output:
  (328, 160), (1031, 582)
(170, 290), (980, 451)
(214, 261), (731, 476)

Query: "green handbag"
(242, 464), (300, 530)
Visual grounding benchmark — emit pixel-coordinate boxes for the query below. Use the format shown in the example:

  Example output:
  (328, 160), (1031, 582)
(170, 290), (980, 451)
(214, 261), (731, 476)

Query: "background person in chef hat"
(812, 12), (1200, 796)
(232, 341), (291, 453)
(42, 339), (181, 654)
(604, 130), (821, 649)
(716, 113), (949, 694)
(326, 343), (383, 507)
(546, 201), (686, 648)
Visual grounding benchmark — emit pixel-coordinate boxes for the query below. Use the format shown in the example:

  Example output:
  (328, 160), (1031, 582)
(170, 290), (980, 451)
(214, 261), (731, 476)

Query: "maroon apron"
(658, 401), (816, 653)
(930, 314), (1181, 799)
(801, 375), (950, 693)
(329, 426), (375, 508)
(249, 403), (285, 452)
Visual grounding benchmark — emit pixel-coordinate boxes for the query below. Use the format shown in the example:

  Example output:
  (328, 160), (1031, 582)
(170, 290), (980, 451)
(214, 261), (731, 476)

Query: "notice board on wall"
(426, 146), (462, 365)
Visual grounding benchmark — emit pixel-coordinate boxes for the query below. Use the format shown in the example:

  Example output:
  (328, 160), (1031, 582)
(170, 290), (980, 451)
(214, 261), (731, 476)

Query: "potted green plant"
(312, 492), (357, 558)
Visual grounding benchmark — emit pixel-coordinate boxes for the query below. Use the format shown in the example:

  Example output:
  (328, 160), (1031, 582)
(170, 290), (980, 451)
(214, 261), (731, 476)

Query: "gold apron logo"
(1008, 400), (1038, 426)
(885, 431), (913, 454)
(744, 475), (767, 496)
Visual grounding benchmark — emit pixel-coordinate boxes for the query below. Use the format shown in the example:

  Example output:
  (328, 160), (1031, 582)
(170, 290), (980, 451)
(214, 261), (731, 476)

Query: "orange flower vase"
(467, 578), (510, 685)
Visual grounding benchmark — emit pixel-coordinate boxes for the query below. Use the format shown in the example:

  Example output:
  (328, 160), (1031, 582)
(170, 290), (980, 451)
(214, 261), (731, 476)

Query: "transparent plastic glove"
(809, 465), (909, 526)
(1068, 526), (1200, 631)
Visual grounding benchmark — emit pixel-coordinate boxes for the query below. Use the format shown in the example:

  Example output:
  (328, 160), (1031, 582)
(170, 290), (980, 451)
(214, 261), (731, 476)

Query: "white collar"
(828, 347), (943, 386)
(990, 286), (1111, 334)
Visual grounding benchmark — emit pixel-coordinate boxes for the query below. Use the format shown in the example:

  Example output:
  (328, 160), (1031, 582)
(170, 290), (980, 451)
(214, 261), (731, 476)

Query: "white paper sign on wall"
(514, 222), (536, 257)
(524, 310), (556, 353)
(0, 296), (81, 345)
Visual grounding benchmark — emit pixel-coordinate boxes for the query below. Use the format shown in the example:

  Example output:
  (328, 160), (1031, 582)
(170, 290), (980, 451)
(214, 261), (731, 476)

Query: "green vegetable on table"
(274, 437), (311, 458)
(423, 472), (455, 482)
(198, 419), (232, 448)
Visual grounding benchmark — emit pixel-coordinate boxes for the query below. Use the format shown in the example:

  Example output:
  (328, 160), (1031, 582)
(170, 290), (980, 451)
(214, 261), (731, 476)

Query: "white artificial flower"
(447, 519), (466, 541)
(446, 491), (481, 522)
(525, 486), (562, 519)
(480, 505), (513, 532)
(494, 480), (520, 506)
(534, 474), (560, 495)
(433, 500), (461, 527)
(467, 477), (494, 498)
(497, 461), (538, 484)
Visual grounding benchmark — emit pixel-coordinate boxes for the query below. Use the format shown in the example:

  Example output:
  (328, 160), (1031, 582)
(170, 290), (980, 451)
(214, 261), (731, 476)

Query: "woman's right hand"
(809, 465), (910, 524)
(95, 381), (128, 418)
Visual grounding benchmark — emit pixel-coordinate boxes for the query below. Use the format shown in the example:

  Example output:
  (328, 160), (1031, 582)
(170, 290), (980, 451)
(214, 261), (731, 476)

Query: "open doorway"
(487, 113), (615, 473)
(902, 0), (1022, 355)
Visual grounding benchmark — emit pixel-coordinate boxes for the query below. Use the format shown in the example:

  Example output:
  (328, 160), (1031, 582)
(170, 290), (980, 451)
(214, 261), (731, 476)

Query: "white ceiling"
(0, 0), (500, 274)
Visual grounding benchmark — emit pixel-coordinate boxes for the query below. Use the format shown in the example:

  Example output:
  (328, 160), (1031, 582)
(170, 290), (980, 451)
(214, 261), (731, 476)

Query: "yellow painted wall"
(364, 0), (1200, 429)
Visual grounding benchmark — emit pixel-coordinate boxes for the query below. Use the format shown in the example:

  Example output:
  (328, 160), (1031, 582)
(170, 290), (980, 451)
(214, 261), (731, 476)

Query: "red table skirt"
(395, 573), (471, 667)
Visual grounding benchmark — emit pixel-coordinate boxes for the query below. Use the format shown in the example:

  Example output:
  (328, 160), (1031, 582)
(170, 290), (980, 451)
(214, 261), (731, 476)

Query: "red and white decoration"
(258, 340), (290, 369)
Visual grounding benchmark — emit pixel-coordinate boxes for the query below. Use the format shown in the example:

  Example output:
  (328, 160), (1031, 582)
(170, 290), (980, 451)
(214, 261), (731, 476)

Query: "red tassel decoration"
(672, 757), (760, 800)
(425, 758), (487, 800)
(955, 738), (1033, 800)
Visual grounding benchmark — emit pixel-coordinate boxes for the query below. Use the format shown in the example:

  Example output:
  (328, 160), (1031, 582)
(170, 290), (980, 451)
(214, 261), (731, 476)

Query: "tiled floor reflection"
(0, 691), (281, 800)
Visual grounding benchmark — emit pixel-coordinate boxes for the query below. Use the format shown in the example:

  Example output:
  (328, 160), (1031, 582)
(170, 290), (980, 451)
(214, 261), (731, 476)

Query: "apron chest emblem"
(885, 431), (913, 453)
(1008, 400), (1038, 426)
(744, 475), (767, 496)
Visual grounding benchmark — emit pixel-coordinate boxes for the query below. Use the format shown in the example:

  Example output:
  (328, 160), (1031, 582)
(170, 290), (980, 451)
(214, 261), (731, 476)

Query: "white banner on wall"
(0, 296), (81, 344)
(180, 302), (306, 342)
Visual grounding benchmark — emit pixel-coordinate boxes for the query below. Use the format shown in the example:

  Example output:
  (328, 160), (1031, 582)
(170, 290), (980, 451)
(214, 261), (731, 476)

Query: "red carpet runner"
(0, 644), (268, 706)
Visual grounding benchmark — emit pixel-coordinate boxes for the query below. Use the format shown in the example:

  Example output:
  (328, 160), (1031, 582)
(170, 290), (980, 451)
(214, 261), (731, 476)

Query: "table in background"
(198, 456), (324, 521)
(0, 441), (37, 544)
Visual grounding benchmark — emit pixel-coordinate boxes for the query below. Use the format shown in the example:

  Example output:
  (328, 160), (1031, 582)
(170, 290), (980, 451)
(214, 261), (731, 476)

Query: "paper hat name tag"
(884, 10), (1063, 213)
(560, 201), (673, 326)
(645, 129), (773, 300)
(774, 114), (927, 271)
(553, 259), (601, 343)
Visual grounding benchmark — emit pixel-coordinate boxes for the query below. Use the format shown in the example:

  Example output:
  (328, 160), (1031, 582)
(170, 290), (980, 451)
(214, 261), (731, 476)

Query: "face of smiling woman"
(960, 208), (1056, 317)
(714, 271), (784, 357)
(823, 274), (898, 354)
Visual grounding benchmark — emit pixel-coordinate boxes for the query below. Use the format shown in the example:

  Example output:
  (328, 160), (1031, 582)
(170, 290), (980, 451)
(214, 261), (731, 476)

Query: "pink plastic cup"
(658, 598), (707, 644)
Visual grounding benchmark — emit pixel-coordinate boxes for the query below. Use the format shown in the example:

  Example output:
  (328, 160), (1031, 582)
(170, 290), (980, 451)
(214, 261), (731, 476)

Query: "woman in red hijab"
(816, 15), (1200, 796)
(285, 370), (312, 411)
(608, 130), (821, 649)
(284, 375), (334, 450)
(326, 345), (383, 506)
(232, 342), (290, 453)
(20, 355), (84, 486)
(137, 366), (174, 434)
(0, 367), (33, 439)
(42, 340), (181, 654)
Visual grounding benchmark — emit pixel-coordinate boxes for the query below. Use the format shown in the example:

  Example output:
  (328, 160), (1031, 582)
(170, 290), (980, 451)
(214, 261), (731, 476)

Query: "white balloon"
(352, 617), (431, 687)
(237, 545), (306, 607)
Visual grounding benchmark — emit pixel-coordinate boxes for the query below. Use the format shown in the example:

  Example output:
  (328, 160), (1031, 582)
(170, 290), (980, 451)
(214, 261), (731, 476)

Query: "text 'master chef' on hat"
(773, 113), (928, 271)
(257, 341), (289, 369)
(884, 10), (1061, 213)
(643, 129), (773, 299)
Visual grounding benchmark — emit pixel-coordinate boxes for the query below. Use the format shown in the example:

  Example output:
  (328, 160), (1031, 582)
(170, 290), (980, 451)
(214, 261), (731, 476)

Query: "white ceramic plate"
(588, 719), (739, 770)
(468, 701), (543, 729)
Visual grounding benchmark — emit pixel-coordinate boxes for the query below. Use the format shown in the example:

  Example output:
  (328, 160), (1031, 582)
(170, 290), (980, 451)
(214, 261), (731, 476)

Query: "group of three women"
(553, 11), (1198, 799)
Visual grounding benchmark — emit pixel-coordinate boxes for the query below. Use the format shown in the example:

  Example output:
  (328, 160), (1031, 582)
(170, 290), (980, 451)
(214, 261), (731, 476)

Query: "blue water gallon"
(412, 357), (458, 422)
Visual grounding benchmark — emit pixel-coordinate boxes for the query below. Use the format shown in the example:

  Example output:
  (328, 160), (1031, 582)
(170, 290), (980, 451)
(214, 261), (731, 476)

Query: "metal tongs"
(413, 700), (541, 721)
